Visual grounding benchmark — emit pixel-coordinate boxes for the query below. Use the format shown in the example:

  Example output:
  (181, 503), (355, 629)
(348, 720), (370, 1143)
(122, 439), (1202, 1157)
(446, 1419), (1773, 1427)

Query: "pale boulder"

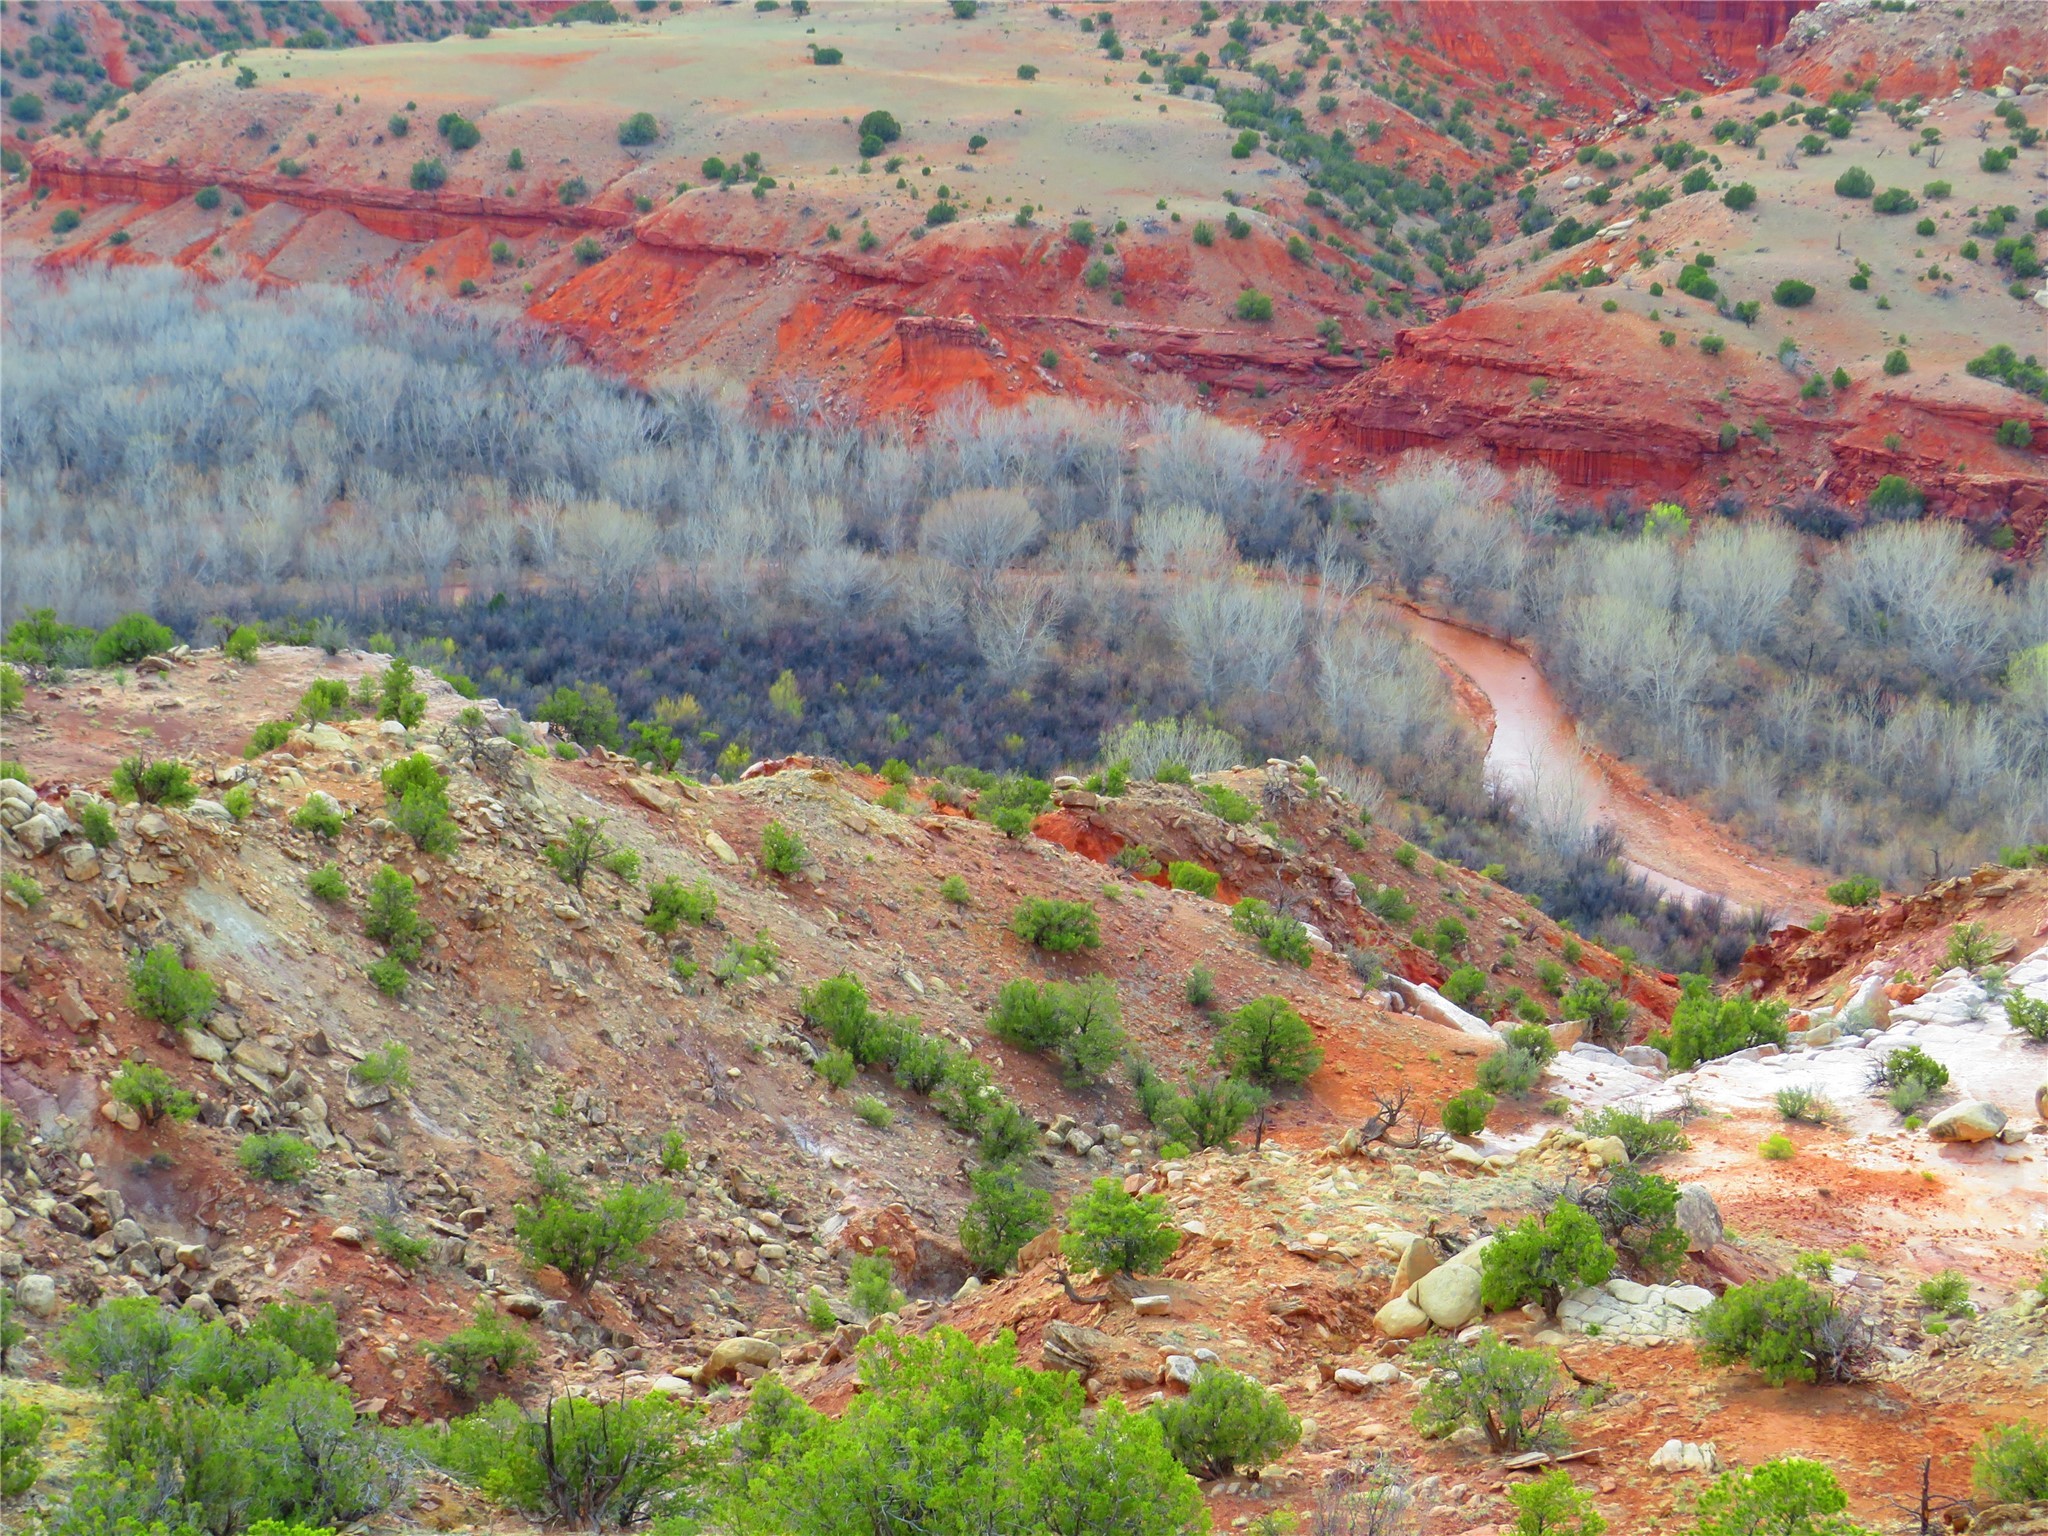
(1374, 1293), (1430, 1340)
(1389, 1235), (1437, 1294)
(1675, 1183), (1723, 1252)
(1412, 1262), (1484, 1330)
(15, 1274), (60, 1316)
(1649, 1439), (1723, 1475)
(697, 1337), (781, 1385)
(1926, 1101), (2006, 1143)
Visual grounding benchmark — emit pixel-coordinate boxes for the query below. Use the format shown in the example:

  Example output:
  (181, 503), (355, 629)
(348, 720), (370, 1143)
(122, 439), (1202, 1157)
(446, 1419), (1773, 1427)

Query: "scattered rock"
(101, 1100), (142, 1133)
(346, 1079), (393, 1110)
(231, 1039), (289, 1078)
(1333, 1367), (1372, 1393)
(304, 725), (350, 754)
(60, 843), (102, 882)
(1163, 1354), (1200, 1388)
(1131, 1294), (1173, 1316)
(628, 779), (680, 815)
(10, 811), (62, 856)
(1042, 1322), (1116, 1373)
(182, 1030), (227, 1064)
(704, 831), (739, 866)
(56, 983), (100, 1031)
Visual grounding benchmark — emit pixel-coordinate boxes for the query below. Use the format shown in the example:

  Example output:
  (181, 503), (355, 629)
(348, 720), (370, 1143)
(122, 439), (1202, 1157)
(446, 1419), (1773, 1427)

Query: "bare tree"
(311, 522), (392, 612)
(1564, 594), (1711, 733)
(559, 501), (658, 603)
(1365, 451), (1503, 594)
(394, 508), (461, 604)
(1506, 464), (1563, 535)
(1314, 610), (1473, 788)
(918, 488), (1042, 582)
(1579, 533), (1678, 614)
(1139, 405), (1265, 513)
(695, 507), (765, 623)
(229, 508), (301, 589)
(1166, 576), (1304, 702)
(1134, 503), (1235, 579)
(462, 511), (525, 600)
(895, 558), (965, 641)
(1313, 526), (1369, 633)
(970, 572), (1067, 683)
(851, 434), (923, 552)
(1680, 519), (1799, 655)
(1823, 521), (2003, 685)
(1432, 503), (1528, 613)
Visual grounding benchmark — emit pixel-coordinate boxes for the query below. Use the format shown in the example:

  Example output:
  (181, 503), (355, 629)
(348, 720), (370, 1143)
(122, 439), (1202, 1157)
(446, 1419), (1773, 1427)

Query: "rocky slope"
(3, 641), (2046, 1533)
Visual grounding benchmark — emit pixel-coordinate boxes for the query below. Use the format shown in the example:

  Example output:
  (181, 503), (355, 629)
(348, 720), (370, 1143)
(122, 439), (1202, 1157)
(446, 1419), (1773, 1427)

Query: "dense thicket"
(7, 267), (2040, 954)
(0, 267), (1454, 796)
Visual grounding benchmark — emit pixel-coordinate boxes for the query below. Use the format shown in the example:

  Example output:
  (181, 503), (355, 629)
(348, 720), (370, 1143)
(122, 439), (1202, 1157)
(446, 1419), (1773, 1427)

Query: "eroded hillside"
(9, 0), (2042, 518)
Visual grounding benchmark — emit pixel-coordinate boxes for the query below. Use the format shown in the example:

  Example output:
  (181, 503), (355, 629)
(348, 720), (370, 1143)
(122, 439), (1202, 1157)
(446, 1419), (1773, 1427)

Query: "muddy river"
(1398, 608), (1826, 915)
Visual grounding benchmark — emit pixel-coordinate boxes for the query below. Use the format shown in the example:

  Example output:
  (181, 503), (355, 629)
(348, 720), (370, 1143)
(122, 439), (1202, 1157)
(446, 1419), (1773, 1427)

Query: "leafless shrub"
(1308, 1453), (1421, 1536)
(1041, 526), (1114, 576)
(1519, 746), (1600, 863)
(788, 544), (894, 618)
(1318, 755), (1388, 822)
(894, 558), (965, 640)
(1097, 717), (1244, 777)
